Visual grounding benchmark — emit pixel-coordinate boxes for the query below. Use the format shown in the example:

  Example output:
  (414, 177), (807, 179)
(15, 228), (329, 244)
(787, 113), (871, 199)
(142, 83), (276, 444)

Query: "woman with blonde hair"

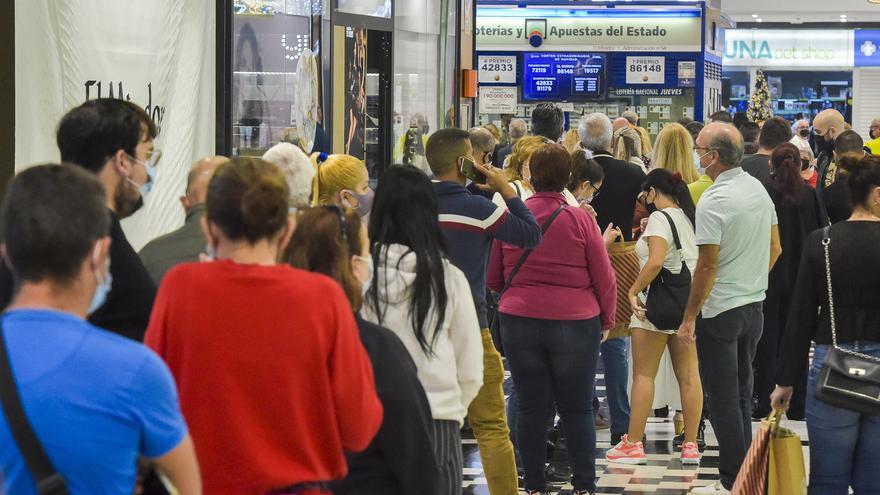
(635, 127), (653, 156)
(613, 127), (646, 171)
(563, 129), (582, 154)
(311, 152), (374, 219)
(494, 135), (551, 206)
(652, 123), (700, 184)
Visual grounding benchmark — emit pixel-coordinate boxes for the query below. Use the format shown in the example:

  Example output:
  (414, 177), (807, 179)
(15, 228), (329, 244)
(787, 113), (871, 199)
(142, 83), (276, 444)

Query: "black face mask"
(818, 135), (835, 153)
(799, 129), (810, 138)
(801, 159), (811, 171)
(646, 203), (658, 214)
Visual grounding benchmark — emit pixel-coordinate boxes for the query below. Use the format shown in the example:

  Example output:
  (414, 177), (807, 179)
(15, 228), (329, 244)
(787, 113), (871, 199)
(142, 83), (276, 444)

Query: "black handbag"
(644, 211), (692, 330)
(0, 323), (69, 494)
(488, 203), (567, 355)
(814, 226), (880, 415)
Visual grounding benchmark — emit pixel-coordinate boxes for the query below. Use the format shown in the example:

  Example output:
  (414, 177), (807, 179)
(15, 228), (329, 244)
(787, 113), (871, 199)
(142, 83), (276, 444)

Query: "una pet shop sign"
(723, 29), (855, 67)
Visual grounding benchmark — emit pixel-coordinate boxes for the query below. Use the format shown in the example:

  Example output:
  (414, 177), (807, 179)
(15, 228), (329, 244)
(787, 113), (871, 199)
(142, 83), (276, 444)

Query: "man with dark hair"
(741, 117), (792, 186)
(739, 122), (760, 155)
(530, 102), (565, 142)
(0, 164), (200, 494)
(139, 156), (227, 284)
(708, 110), (733, 124)
(822, 130), (866, 223)
(427, 128), (541, 495)
(685, 123), (782, 494)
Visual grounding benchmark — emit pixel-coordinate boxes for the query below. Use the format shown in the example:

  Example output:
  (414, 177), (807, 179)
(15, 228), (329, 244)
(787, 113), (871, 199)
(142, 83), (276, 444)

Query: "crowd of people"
(1, 97), (879, 495)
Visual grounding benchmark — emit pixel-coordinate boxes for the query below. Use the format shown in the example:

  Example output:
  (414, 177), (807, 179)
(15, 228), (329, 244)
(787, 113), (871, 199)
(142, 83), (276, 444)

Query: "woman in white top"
(605, 169), (704, 466)
(360, 165), (482, 495)
(492, 135), (550, 206)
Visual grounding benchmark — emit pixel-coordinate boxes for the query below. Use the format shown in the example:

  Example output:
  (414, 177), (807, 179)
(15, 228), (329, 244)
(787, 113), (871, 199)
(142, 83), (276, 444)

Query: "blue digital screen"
(522, 52), (606, 101)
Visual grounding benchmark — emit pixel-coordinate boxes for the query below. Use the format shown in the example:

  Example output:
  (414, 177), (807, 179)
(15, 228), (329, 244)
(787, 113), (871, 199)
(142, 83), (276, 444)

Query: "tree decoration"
(747, 69), (773, 123)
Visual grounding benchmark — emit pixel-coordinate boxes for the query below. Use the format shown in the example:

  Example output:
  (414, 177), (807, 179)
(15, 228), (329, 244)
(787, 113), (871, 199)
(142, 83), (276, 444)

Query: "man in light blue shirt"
(0, 165), (201, 494)
(679, 123), (782, 494)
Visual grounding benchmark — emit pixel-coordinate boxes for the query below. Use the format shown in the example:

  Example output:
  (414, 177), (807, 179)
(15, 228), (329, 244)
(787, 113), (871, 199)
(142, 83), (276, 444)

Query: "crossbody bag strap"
(512, 181), (522, 198)
(0, 322), (68, 494)
(499, 203), (567, 295)
(821, 226), (880, 363)
(657, 210), (686, 268)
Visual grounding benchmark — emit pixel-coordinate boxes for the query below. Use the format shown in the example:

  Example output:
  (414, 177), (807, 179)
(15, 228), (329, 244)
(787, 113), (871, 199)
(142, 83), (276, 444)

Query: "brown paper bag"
(768, 419), (807, 495)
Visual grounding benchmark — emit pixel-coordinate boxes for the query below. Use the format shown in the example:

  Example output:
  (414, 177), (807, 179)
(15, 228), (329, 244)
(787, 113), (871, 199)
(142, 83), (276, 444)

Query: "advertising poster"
(344, 27), (367, 159)
(479, 87), (518, 114)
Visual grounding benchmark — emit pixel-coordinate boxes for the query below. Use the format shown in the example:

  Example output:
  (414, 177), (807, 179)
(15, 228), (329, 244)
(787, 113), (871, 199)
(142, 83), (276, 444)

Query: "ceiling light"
(752, 14), (758, 18)
(840, 14), (847, 18)
(756, 18), (763, 22)
(841, 18), (848, 22)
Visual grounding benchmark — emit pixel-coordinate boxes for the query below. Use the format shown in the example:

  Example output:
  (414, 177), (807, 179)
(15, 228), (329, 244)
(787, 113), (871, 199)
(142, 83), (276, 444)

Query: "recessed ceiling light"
(840, 14), (847, 18)
(752, 14), (758, 18)
(756, 18), (763, 22)
(841, 18), (848, 22)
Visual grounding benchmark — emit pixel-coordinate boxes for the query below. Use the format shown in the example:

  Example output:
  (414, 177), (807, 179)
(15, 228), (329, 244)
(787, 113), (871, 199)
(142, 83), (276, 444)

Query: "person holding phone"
(428, 128), (542, 495)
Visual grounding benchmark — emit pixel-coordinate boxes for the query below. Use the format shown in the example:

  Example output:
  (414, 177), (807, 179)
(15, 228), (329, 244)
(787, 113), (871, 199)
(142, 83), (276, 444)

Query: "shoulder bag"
(488, 203), (567, 355)
(644, 211), (692, 330)
(0, 323), (69, 494)
(814, 226), (880, 415)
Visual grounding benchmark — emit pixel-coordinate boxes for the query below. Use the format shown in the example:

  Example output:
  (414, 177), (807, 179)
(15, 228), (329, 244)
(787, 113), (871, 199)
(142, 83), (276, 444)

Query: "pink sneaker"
(681, 441), (701, 465)
(605, 434), (647, 464)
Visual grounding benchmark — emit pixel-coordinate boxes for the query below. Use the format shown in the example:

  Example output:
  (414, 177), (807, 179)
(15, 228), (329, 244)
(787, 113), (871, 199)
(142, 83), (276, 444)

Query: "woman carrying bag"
(605, 169), (704, 466)
(771, 153), (880, 493)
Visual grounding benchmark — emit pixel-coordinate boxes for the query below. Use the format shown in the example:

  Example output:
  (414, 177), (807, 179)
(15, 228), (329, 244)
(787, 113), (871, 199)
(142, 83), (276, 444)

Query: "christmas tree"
(747, 69), (773, 123)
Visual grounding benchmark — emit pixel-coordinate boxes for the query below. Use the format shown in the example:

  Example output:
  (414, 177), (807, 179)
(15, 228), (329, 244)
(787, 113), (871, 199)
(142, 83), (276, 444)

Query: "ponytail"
(310, 152), (326, 206)
(769, 143), (805, 207)
(310, 152), (365, 206)
(642, 169), (696, 226)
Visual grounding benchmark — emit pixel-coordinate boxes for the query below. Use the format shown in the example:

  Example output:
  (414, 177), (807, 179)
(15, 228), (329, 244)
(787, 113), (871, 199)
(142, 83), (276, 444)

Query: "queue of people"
(1, 98), (879, 495)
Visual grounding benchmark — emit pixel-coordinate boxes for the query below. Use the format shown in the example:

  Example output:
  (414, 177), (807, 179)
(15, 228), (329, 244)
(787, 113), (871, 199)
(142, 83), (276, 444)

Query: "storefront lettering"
(84, 80), (166, 133)
(612, 88), (683, 96)
(725, 40), (839, 61)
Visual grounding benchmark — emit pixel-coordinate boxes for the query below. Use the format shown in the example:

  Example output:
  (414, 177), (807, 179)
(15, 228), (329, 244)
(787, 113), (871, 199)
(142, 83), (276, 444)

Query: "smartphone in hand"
(460, 156), (487, 184)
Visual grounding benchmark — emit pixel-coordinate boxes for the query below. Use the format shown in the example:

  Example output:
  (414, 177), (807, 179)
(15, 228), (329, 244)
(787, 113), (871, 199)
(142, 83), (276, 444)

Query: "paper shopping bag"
(768, 419), (807, 495)
(607, 239), (638, 339)
(731, 412), (773, 495)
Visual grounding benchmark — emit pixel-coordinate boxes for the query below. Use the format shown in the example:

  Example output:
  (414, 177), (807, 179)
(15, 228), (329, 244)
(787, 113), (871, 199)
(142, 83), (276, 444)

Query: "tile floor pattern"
(461, 373), (810, 494)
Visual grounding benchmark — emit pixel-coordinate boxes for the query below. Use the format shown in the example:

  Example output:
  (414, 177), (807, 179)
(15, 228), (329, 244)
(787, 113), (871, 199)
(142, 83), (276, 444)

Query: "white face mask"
(353, 254), (373, 295)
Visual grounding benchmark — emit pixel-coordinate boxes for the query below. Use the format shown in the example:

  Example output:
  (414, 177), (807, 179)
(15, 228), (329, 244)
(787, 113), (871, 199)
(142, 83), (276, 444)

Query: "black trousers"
(753, 287), (807, 419)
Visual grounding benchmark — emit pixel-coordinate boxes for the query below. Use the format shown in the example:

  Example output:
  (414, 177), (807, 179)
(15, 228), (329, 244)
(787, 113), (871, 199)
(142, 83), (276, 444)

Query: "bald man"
(684, 122), (782, 494)
(812, 109), (847, 192)
(612, 117), (630, 133)
(139, 156), (228, 284)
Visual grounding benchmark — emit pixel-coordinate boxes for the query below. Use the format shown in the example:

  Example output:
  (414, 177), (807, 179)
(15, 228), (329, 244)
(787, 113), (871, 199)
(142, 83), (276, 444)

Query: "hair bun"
(671, 172), (682, 185)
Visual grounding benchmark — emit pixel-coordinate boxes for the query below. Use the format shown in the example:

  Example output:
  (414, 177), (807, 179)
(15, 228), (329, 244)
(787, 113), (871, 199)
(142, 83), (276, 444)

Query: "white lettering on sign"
(723, 29), (855, 67)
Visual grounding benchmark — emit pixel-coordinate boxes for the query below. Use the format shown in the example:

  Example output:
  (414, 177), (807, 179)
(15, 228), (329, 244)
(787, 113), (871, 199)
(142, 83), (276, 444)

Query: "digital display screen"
(522, 52), (606, 101)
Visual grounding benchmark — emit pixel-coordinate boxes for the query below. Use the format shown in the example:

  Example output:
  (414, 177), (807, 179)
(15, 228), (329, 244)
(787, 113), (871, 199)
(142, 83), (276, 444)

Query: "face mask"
(205, 243), (218, 261)
(799, 129), (810, 138)
(343, 188), (375, 219)
(354, 254), (374, 295)
(801, 159), (812, 171)
(88, 247), (112, 315)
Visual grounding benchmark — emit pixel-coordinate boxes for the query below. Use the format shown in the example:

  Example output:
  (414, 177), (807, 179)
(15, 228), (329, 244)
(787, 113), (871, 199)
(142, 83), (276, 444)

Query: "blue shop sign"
(854, 30), (880, 67)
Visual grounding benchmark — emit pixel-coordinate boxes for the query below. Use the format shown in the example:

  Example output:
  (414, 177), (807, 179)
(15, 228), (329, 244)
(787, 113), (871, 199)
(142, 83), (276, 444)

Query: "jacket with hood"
(360, 243), (483, 425)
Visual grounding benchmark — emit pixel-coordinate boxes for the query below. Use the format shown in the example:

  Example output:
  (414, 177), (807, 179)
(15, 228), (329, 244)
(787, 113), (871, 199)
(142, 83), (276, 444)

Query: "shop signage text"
(723, 29), (854, 68)
(479, 86), (518, 114)
(626, 56), (665, 84)
(478, 55), (517, 84)
(476, 15), (702, 52)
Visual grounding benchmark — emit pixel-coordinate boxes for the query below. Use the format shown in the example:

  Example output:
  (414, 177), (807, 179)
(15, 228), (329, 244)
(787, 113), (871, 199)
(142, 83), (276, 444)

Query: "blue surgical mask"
(125, 154), (156, 201)
(88, 267), (112, 315)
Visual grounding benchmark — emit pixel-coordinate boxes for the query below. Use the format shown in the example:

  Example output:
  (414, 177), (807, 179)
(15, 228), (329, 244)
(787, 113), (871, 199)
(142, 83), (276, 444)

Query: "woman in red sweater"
(145, 157), (382, 494)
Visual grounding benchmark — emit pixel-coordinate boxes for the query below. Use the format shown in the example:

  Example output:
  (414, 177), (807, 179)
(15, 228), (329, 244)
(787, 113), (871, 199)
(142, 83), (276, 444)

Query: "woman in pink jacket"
(488, 143), (617, 495)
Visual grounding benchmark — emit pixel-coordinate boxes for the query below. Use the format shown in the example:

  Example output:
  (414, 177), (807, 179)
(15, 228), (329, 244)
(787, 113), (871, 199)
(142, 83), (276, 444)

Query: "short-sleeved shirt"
(0, 309), (187, 495)
(695, 167), (778, 318)
(636, 208), (698, 275)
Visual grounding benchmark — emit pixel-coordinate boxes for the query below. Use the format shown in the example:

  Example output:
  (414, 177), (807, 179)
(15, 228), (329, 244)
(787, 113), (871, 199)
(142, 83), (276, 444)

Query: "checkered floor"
(461, 373), (810, 494)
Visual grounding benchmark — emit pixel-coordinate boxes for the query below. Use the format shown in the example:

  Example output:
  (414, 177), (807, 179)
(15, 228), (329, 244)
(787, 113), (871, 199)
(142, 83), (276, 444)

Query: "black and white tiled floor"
(461, 372), (810, 494)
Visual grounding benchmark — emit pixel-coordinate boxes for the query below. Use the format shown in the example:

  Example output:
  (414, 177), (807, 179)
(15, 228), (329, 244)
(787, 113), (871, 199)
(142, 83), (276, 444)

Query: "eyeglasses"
(322, 204), (348, 244)
(126, 149), (163, 169)
(694, 147), (716, 154)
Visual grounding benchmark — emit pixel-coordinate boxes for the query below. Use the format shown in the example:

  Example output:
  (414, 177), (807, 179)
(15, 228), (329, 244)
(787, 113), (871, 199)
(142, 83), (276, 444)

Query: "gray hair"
(262, 142), (314, 208)
(579, 113), (613, 152)
(707, 124), (744, 167)
(509, 119), (527, 140)
(622, 110), (639, 126)
(468, 127), (496, 154)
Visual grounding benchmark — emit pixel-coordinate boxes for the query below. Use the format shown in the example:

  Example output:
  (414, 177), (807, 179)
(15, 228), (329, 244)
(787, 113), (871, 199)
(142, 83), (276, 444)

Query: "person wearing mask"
(145, 157), (382, 494)
(0, 165), (200, 494)
(741, 117), (792, 187)
(139, 156), (227, 285)
(469, 127), (497, 168)
(311, 153), (374, 220)
(823, 131), (866, 224)
(684, 121), (714, 204)
(579, 112), (645, 443)
(812, 109), (848, 192)
(287, 207), (440, 495)
(605, 170), (703, 467)
(363, 165), (484, 495)
(488, 143), (616, 495)
(613, 126), (646, 171)
(496, 119), (527, 168)
(771, 153), (880, 494)
(752, 143), (828, 421)
(682, 123), (782, 494)
(55, 99), (159, 341)
(739, 122), (760, 155)
(652, 123), (700, 184)
(866, 117), (880, 155)
(530, 103), (565, 142)
(263, 142), (316, 210)
(790, 119), (812, 154)
(495, 135), (551, 206)
(428, 128), (541, 495)
(568, 150), (622, 242)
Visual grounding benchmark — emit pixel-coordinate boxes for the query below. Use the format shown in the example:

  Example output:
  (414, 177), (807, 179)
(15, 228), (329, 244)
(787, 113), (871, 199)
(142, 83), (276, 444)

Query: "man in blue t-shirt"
(0, 165), (201, 494)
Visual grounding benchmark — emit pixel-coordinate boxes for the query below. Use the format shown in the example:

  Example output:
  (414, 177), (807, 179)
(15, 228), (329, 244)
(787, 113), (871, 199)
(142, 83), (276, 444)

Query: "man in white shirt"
(679, 123), (782, 494)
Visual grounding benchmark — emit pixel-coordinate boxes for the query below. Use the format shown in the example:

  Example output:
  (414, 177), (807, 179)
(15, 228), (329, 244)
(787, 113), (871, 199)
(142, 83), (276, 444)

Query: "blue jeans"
(600, 337), (631, 436)
(806, 342), (880, 495)
(500, 314), (602, 492)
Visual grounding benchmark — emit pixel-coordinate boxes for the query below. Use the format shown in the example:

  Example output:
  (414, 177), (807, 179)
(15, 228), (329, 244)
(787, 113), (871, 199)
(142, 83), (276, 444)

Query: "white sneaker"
(690, 481), (730, 494)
